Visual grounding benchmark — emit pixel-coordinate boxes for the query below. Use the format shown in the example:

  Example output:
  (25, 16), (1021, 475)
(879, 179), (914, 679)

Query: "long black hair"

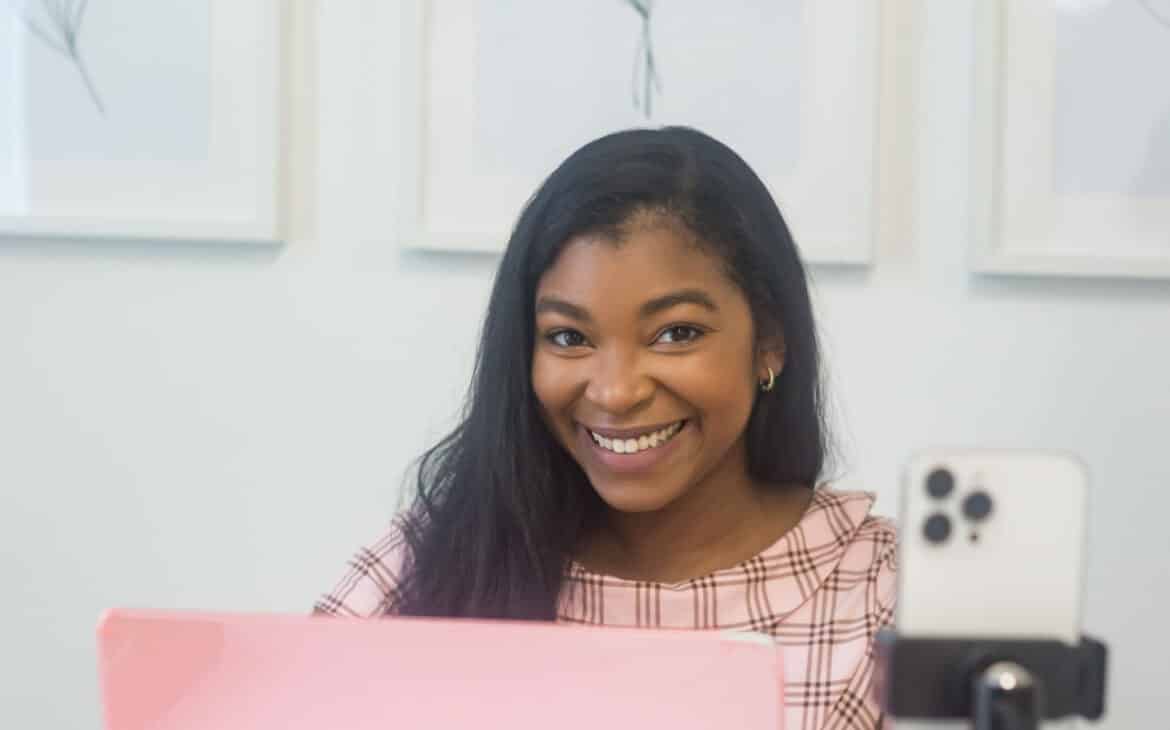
(394, 127), (829, 619)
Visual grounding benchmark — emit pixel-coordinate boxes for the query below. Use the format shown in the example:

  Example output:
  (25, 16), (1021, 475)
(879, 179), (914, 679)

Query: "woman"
(316, 127), (896, 729)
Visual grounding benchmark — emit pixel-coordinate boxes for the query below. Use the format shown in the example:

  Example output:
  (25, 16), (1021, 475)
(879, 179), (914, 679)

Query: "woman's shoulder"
(807, 486), (897, 551)
(756, 487), (897, 730)
(312, 514), (414, 618)
(801, 486), (898, 593)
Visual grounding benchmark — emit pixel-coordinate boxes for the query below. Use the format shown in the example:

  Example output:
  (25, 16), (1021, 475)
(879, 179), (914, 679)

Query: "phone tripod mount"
(875, 629), (1107, 730)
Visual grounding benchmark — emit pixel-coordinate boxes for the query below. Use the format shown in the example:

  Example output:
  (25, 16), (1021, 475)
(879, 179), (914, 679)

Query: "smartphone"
(894, 449), (1089, 729)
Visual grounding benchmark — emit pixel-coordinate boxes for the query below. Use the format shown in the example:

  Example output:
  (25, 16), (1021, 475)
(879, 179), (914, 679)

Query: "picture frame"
(971, 0), (1170, 279)
(397, 0), (883, 265)
(0, 0), (285, 244)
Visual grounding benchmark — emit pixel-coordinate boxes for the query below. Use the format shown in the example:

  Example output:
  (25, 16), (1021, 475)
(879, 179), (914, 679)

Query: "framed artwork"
(971, 0), (1170, 278)
(0, 0), (284, 243)
(397, 0), (883, 265)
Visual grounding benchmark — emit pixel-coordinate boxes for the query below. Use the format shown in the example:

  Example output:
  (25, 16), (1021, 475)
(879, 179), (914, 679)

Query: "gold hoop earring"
(759, 367), (776, 393)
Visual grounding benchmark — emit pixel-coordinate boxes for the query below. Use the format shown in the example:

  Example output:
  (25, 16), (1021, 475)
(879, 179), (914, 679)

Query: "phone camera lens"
(923, 513), (951, 544)
(963, 491), (993, 521)
(926, 468), (955, 499)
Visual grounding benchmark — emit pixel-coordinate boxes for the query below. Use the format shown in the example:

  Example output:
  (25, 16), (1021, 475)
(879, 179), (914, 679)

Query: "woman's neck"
(578, 448), (814, 583)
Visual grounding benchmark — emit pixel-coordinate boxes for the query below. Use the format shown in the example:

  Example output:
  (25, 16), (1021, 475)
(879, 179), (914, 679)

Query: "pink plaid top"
(315, 488), (897, 730)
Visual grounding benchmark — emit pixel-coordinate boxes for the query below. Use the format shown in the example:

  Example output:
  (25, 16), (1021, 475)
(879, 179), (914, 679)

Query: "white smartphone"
(894, 449), (1089, 729)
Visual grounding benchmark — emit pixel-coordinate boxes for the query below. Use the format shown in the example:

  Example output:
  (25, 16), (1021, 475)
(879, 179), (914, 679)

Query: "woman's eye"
(547, 329), (588, 348)
(656, 325), (705, 345)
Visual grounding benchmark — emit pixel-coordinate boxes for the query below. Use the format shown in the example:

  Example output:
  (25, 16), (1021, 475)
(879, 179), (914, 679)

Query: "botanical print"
(623, 0), (661, 118)
(473, 1), (802, 179)
(14, 0), (104, 114)
(1137, 0), (1170, 31)
(3, 0), (212, 163)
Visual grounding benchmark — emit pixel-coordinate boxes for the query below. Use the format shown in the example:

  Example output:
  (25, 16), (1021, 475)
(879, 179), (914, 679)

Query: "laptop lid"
(97, 608), (783, 730)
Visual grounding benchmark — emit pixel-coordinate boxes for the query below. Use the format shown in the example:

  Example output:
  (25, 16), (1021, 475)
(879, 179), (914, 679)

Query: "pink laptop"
(97, 609), (784, 730)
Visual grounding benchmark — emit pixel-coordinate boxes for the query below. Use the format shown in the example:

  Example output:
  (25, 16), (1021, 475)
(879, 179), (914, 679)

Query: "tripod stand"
(876, 630), (1107, 730)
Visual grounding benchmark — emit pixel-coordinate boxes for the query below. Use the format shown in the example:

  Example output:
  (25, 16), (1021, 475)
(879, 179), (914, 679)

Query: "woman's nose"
(583, 348), (654, 416)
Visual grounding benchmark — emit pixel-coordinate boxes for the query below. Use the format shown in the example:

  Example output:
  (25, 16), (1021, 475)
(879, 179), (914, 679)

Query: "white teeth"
(588, 421), (685, 455)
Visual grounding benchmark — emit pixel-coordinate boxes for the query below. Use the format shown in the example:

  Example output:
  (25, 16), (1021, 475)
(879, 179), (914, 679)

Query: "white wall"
(1, 2), (1166, 727)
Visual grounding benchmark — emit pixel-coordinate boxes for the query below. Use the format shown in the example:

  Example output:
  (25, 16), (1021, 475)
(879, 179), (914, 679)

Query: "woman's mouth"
(579, 419), (689, 474)
(586, 420), (686, 454)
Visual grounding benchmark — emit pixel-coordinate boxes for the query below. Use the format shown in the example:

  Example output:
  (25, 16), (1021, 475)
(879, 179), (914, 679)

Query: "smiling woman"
(532, 222), (789, 542)
(316, 127), (896, 730)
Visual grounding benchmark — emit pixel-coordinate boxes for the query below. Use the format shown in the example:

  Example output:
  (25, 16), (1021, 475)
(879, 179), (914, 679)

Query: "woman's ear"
(756, 334), (786, 379)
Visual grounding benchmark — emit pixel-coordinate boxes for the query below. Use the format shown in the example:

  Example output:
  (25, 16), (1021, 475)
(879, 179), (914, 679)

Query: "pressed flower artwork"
(1138, 0), (1170, 30)
(0, 1), (280, 243)
(473, 0), (802, 179)
(2, 0), (211, 161)
(622, 0), (661, 118)
(17, 0), (105, 114)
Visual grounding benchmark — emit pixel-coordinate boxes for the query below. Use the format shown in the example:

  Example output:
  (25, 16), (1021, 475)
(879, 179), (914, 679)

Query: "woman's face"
(532, 219), (780, 514)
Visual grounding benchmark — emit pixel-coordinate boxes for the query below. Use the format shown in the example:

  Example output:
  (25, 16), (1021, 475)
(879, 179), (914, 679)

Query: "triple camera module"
(923, 467), (993, 545)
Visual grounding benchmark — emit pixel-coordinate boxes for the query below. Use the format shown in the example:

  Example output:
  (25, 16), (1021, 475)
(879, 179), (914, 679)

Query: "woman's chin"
(588, 478), (686, 515)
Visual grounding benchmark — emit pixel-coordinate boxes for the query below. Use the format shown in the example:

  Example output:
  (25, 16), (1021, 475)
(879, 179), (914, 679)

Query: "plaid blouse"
(315, 488), (897, 730)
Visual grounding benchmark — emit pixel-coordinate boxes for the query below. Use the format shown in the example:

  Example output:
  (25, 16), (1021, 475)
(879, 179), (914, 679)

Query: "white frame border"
(397, 0), (885, 266)
(970, 0), (1170, 279)
(0, 1), (286, 244)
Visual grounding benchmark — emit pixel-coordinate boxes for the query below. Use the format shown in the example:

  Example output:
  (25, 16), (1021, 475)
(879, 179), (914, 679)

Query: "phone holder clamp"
(874, 629), (1107, 730)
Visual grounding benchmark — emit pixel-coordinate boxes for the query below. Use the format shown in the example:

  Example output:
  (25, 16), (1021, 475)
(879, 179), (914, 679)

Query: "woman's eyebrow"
(534, 289), (718, 323)
(639, 289), (719, 318)
(535, 296), (592, 322)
